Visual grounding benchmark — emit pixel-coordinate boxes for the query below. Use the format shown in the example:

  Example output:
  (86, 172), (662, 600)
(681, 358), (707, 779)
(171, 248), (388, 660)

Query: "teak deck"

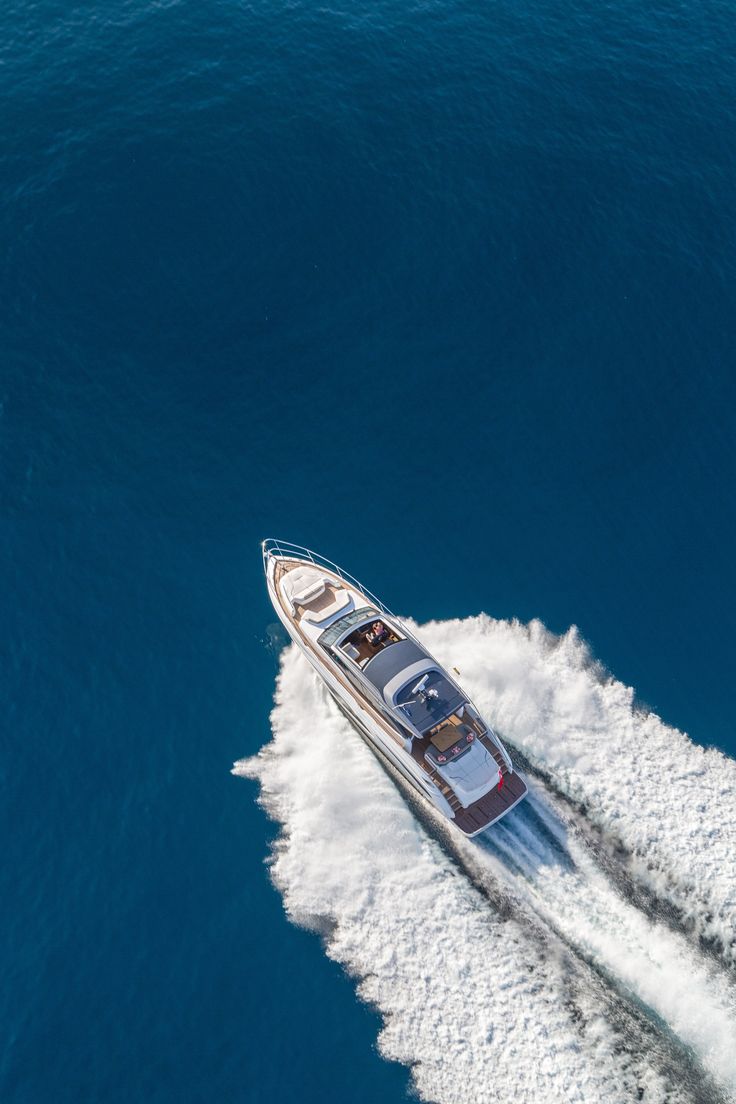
(452, 768), (527, 833)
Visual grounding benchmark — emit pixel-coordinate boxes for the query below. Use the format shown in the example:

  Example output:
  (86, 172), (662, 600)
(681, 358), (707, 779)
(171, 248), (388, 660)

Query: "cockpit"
(317, 606), (403, 669)
(422, 705), (487, 763)
(338, 616), (401, 668)
(391, 666), (488, 747)
(393, 668), (463, 731)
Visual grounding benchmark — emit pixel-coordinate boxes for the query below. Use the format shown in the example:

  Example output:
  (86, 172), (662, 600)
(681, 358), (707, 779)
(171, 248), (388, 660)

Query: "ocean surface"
(2, 0), (736, 1101)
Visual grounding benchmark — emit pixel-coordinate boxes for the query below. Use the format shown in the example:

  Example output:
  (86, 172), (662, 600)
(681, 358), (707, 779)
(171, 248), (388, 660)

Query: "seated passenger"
(367, 620), (389, 646)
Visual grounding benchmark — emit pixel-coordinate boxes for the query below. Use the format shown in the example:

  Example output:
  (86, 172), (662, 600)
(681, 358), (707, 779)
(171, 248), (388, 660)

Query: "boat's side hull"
(325, 688), (453, 818)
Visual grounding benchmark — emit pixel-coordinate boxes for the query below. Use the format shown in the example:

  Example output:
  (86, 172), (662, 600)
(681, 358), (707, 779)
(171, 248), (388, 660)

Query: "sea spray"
(234, 639), (735, 1103)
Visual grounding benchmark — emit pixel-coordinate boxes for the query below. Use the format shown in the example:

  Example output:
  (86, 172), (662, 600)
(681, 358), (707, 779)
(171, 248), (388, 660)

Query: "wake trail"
(236, 617), (736, 1104)
(453, 788), (736, 1095)
(417, 615), (736, 966)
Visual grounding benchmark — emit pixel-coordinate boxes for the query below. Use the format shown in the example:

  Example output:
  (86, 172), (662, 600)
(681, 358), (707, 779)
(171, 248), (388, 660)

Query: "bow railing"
(262, 538), (396, 617)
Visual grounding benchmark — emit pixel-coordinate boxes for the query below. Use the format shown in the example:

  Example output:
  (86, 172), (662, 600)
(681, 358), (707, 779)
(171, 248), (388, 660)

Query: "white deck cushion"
(302, 589), (352, 624)
(293, 579), (326, 605)
(429, 742), (500, 808)
(281, 567), (328, 610)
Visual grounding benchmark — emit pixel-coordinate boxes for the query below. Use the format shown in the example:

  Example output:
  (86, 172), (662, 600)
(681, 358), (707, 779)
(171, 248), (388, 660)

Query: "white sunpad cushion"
(302, 589), (352, 625)
(282, 567), (328, 609)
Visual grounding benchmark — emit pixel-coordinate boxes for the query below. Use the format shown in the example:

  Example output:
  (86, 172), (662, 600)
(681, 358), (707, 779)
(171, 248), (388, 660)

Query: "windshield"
(318, 606), (375, 648)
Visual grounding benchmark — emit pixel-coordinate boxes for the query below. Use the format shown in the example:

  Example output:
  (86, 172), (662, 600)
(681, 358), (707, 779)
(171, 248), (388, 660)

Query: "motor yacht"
(263, 540), (527, 836)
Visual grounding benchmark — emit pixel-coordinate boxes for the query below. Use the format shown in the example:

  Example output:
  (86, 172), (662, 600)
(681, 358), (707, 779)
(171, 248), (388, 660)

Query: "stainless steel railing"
(262, 538), (397, 617)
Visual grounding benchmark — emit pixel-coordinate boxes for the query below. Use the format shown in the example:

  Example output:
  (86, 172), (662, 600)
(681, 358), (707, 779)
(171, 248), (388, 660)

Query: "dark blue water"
(2, 0), (735, 1100)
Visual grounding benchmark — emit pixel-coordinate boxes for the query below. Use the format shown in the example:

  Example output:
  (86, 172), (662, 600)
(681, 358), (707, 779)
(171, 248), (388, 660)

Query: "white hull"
(263, 540), (527, 836)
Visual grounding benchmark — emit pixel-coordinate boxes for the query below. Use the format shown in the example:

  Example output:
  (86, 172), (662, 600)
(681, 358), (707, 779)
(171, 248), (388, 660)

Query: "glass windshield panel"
(318, 606), (376, 648)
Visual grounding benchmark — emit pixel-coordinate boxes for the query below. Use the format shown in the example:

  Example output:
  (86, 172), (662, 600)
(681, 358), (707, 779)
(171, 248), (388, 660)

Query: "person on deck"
(368, 620), (388, 645)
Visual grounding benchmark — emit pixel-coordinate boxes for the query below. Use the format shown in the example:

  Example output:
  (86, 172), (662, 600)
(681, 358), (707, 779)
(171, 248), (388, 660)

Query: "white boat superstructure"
(263, 539), (527, 836)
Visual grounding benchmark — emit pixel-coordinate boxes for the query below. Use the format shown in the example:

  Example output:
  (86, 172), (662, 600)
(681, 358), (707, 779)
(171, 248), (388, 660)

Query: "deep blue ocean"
(2, 0), (735, 1100)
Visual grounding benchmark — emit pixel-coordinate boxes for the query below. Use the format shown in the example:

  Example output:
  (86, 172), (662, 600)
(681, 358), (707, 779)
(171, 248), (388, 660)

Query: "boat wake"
(234, 615), (736, 1104)
(420, 616), (736, 963)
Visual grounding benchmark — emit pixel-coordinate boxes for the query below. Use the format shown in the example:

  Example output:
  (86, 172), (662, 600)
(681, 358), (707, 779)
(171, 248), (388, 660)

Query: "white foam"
(415, 615), (736, 961)
(234, 644), (729, 1104)
(457, 790), (736, 1092)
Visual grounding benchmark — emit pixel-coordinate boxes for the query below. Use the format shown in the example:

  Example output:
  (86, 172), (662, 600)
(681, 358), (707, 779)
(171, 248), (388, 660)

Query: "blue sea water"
(2, 0), (736, 1100)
